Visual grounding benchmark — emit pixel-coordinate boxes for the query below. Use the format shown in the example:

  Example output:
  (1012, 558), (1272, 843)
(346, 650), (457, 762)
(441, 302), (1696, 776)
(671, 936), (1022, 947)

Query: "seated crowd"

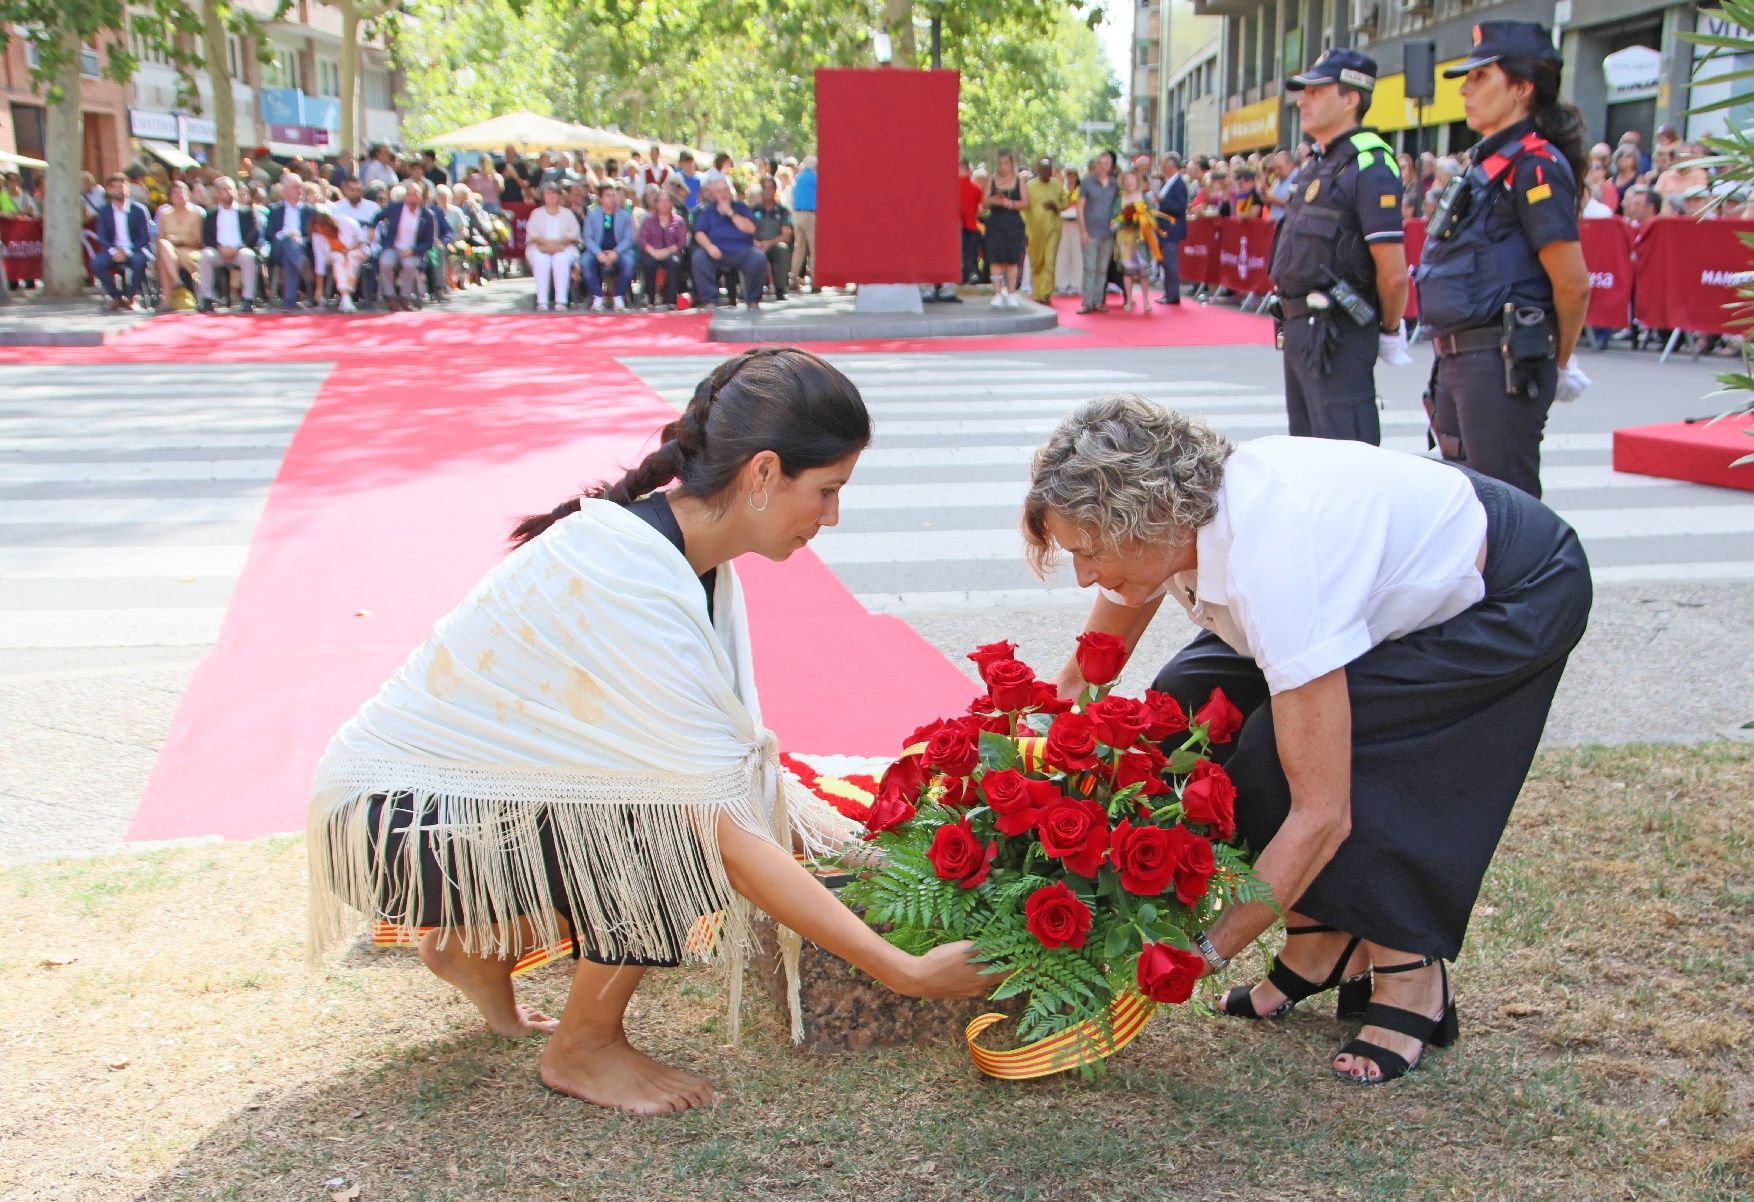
(83, 140), (814, 315)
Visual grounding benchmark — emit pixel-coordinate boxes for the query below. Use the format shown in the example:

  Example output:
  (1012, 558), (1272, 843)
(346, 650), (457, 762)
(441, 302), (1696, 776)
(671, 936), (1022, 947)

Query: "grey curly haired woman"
(1023, 394), (1591, 1085)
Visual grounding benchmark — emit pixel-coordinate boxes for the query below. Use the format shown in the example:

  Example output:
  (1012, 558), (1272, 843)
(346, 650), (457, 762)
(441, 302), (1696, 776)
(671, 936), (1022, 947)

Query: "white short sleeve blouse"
(1166, 437), (1489, 695)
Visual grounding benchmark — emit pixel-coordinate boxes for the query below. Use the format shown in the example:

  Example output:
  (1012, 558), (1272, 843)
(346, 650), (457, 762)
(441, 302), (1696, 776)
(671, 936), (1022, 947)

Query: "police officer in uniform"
(1268, 49), (1411, 445)
(1415, 22), (1593, 498)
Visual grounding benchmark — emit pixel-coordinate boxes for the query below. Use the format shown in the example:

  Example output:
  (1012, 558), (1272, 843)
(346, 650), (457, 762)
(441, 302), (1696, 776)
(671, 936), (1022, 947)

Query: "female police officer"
(1414, 21), (1592, 499)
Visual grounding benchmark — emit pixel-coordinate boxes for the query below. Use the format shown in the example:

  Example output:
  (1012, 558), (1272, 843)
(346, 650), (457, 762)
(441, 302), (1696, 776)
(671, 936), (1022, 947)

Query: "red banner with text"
(1, 216), (44, 283)
(1632, 217), (1754, 337)
(1179, 218), (1220, 288)
(503, 202), (536, 258)
(1215, 218), (1274, 294)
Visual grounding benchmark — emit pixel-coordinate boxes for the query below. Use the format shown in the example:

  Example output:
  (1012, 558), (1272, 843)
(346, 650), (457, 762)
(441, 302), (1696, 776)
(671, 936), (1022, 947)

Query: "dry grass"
(1, 743), (1749, 1202)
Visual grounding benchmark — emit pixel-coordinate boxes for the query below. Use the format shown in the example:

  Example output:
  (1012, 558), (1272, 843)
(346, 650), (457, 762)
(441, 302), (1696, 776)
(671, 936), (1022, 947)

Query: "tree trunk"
(202, 0), (238, 174)
(338, 0), (360, 157)
(883, 0), (916, 64)
(43, 32), (87, 299)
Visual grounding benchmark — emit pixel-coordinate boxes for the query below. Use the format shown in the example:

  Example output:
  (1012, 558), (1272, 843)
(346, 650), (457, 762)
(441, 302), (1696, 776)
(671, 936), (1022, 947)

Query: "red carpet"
(1612, 414), (1754, 492)
(7, 305), (1267, 842)
(125, 333), (977, 842)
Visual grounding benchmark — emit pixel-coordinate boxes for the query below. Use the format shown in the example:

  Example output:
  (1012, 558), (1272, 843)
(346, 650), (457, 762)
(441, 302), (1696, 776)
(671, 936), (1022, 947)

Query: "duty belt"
(1431, 326), (1505, 357)
(1279, 294), (1324, 320)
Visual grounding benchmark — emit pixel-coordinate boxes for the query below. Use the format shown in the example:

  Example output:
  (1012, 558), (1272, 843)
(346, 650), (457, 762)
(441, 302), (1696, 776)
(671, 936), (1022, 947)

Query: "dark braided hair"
(509, 346), (870, 547)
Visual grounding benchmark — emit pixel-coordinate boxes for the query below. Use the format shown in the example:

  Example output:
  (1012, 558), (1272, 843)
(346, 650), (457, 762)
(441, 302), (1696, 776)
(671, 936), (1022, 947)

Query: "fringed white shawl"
(307, 498), (857, 1042)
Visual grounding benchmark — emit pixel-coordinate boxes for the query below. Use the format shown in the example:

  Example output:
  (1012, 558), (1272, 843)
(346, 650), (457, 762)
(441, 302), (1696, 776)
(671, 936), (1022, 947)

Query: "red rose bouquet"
(836, 636), (1267, 1061)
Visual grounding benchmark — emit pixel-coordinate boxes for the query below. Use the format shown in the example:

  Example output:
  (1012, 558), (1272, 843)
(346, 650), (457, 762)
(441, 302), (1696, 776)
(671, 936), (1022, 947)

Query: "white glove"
(1377, 329), (1413, 367)
(1556, 356), (1591, 403)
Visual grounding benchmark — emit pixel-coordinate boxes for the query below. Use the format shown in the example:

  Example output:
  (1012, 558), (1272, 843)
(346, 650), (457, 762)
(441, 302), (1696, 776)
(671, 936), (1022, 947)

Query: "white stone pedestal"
(853, 284), (924, 314)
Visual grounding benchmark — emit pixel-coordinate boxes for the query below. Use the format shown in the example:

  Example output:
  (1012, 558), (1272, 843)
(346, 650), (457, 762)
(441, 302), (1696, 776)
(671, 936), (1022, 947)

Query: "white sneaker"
(1005, 292), (1022, 308)
(536, 303), (551, 312)
(338, 296), (356, 313)
(612, 296), (626, 311)
(591, 296), (606, 311)
(990, 293), (1006, 308)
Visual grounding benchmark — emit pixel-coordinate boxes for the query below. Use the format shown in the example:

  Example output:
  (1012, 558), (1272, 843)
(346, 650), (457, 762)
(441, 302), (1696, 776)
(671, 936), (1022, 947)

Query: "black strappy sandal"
(1332, 956), (1458, 1085)
(1215, 923), (1372, 1021)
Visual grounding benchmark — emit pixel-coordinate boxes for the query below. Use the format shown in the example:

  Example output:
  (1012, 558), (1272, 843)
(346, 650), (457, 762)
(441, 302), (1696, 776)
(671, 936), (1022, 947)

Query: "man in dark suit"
(261, 175), (315, 312)
(375, 181), (437, 310)
(1154, 154), (1189, 306)
(89, 172), (152, 311)
(196, 175), (262, 311)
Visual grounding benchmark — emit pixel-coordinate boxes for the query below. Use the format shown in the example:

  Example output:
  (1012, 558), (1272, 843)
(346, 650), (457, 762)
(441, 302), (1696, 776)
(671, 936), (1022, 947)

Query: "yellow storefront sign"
(1221, 96), (1280, 155)
(1369, 58), (1469, 132)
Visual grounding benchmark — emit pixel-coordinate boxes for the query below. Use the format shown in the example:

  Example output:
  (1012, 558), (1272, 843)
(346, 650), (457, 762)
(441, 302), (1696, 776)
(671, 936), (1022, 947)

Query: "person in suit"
(196, 176), (262, 311)
(89, 172), (152, 311)
(376, 181), (437, 310)
(581, 182), (636, 310)
(1154, 153), (1189, 306)
(261, 175), (315, 312)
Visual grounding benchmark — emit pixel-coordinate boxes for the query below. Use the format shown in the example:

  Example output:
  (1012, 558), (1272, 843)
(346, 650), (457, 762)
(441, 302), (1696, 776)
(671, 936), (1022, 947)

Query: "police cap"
(1286, 48), (1377, 92)
(1443, 21), (1561, 77)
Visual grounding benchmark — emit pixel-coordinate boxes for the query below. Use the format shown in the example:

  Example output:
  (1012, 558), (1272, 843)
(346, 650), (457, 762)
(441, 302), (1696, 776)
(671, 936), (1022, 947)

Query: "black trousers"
(1150, 468), (1590, 960)
(639, 250), (680, 305)
(1281, 315), (1381, 444)
(1431, 346), (1558, 498)
(960, 227), (984, 284)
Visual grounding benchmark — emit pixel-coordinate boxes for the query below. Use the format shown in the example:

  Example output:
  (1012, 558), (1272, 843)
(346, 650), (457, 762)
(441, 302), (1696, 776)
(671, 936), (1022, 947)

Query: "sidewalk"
(0, 288), (156, 346)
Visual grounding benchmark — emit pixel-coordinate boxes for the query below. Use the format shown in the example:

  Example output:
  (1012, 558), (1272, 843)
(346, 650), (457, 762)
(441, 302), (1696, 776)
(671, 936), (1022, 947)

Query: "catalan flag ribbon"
(965, 992), (1157, 1079)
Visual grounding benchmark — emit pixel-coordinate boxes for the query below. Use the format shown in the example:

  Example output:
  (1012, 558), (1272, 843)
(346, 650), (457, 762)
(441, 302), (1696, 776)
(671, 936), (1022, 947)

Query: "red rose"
(1044, 712), (1101, 772)
(1136, 941), (1205, 1004)
(935, 774), (976, 809)
(904, 717), (952, 752)
(1027, 681), (1074, 716)
(927, 818), (996, 889)
(981, 768), (1044, 836)
(1075, 631), (1129, 686)
(964, 696), (1011, 735)
(1024, 881), (1093, 950)
(1036, 796), (1110, 877)
(1109, 819), (1177, 896)
(1195, 687), (1244, 744)
(1180, 759), (1237, 840)
(1086, 696), (1149, 749)
(1165, 825), (1216, 906)
(1112, 745), (1172, 797)
(984, 658), (1038, 712)
(1142, 690), (1190, 741)
(967, 640), (1019, 682)
(924, 717), (981, 777)
(862, 760), (920, 840)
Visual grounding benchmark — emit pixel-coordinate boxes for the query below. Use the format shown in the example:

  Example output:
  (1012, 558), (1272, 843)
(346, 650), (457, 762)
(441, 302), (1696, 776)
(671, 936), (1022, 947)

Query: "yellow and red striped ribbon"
(966, 991), (1157, 1079)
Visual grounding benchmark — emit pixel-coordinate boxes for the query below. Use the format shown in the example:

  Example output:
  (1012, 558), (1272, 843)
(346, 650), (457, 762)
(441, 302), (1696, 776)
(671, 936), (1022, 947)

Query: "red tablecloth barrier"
(503, 201), (536, 258)
(1402, 218), (1427, 320)
(1216, 217), (1274, 294)
(1178, 217), (1220, 289)
(1, 215), (44, 282)
(1633, 217), (1754, 337)
(1580, 217), (1635, 329)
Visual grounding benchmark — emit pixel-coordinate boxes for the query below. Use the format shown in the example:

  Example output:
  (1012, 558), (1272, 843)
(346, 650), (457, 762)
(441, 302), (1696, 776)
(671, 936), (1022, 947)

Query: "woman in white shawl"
(309, 347), (990, 1114)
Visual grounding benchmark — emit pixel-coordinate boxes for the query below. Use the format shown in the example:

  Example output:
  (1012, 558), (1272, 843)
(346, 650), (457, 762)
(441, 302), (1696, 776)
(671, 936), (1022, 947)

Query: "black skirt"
(1152, 468), (1592, 959)
(985, 211), (1026, 265)
(361, 792), (729, 968)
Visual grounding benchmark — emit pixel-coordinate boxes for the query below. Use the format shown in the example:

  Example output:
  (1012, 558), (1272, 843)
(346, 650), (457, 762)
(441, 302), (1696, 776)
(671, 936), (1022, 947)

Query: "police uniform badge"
(1304, 178), (1320, 202)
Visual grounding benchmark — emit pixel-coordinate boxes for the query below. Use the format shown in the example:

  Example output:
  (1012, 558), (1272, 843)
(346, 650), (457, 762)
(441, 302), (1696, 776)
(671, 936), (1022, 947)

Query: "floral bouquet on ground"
(835, 635), (1267, 1071)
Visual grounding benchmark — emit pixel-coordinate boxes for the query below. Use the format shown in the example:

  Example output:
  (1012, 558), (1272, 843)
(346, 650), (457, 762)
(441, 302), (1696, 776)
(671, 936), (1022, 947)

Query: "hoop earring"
(749, 488), (769, 513)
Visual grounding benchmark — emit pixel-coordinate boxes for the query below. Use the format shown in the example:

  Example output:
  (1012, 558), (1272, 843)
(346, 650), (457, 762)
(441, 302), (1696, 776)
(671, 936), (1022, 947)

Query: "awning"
(0, 149), (48, 170)
(140, 139), (199, 170)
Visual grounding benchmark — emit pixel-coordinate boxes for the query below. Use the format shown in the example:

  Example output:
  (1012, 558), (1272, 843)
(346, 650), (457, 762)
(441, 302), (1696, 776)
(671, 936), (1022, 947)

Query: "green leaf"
(1166, 749), (1202, 775)
(978, 729), (1021, 772)
(1022, 711), (1056, 736)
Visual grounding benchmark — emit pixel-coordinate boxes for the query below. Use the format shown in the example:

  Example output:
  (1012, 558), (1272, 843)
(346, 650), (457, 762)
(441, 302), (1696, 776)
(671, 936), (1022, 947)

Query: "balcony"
(1192, 0), (1263, 14)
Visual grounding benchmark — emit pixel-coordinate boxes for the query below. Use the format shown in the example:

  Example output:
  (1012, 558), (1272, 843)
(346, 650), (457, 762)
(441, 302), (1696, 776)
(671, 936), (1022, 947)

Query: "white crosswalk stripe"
(620, 351), (1754, 613)
(0, 363), (329, 652)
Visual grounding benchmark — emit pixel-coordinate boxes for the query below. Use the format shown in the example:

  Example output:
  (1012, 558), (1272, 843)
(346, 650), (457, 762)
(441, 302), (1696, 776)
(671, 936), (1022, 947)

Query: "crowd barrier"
(1174, 213), (1751, 352)
(1, 215), (44, 282)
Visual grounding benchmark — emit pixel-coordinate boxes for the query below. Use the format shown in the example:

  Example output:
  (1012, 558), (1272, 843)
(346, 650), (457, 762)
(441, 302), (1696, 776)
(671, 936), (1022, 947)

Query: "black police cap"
(1286, 48), (1377, 92)
(1443, 21), (1561, 77)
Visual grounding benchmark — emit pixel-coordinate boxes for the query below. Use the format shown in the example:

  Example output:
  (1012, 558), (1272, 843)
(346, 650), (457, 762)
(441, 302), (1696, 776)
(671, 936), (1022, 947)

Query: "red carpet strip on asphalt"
(126, 330), (976, 842)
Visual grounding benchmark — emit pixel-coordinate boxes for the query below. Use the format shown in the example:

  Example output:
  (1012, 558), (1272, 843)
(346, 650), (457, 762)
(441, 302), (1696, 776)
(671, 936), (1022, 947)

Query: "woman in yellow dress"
(152, 181), (204, 310)
(1024, 157), (1068, 303)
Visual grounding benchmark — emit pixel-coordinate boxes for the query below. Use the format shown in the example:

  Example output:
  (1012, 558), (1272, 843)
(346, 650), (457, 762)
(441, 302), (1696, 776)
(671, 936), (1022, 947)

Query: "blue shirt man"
(791, 164), (817, 213)
(690, 177), (767, 307)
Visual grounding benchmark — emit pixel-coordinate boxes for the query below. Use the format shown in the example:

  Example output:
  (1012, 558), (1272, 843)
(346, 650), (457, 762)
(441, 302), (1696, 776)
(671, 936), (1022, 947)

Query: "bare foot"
(538, 1033), (719, 1115)
(417, 930), (559, 1038)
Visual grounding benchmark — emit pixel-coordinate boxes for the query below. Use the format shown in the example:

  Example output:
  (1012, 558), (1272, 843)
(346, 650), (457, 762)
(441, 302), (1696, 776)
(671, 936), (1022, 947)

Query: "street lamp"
(922, 0), (946, 69)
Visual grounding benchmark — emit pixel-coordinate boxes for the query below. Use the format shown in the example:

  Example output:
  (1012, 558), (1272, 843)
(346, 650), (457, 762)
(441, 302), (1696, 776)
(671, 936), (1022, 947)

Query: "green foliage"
(0, 0), (201, 98)
(386, 0), (1118, 158)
